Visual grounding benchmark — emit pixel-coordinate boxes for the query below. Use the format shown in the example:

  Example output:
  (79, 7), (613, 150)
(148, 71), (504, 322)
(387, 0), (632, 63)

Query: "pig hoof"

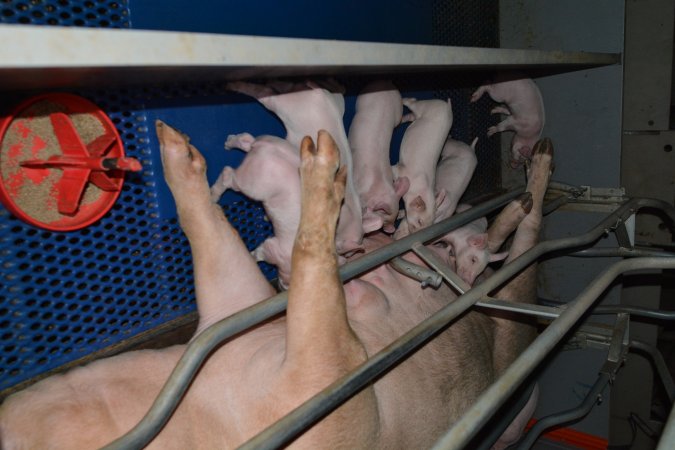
(533, 138), (554, 157)
(518, 192), (534, 214)
(300, 131), (346, 212)
(156, 120), (214, 231)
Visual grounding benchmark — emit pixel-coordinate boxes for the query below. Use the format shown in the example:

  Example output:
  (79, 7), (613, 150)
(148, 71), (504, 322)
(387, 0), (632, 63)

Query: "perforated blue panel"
(0, 1), (275, 392)
(0, 0), (129, 27)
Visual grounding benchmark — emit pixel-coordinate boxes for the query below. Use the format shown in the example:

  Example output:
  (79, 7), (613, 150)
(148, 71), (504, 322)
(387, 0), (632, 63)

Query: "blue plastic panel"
(128, 0), (434, 44)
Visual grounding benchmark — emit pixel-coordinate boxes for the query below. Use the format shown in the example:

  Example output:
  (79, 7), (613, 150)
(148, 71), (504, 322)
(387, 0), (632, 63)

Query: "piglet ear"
(362, 210), (384, 233)
(468, 233), (488, 249)
(489, 251), (509, 262)
(393, 176), (410, 197)
(410, 195), (426, 212)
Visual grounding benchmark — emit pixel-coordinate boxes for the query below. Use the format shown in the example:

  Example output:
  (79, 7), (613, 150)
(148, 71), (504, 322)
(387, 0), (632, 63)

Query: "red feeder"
(0, 93), (141, 231)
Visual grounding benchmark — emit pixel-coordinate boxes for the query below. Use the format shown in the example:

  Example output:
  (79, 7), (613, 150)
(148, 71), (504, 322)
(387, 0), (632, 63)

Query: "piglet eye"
(433, 241), (448, 249)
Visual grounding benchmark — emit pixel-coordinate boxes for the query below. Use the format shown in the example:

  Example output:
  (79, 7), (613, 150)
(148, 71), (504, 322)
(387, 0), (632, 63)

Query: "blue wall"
(129, 1), (435, 44)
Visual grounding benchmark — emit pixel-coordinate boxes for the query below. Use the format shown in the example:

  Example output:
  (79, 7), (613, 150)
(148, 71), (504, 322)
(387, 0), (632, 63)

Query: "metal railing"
(101, 192), (675, 450)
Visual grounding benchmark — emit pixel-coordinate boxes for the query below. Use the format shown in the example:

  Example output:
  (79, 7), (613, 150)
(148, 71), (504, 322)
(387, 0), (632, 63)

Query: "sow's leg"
(278, 131), (379, 448)
(492, 137), (553, 372)
(488, 138), (553, 450)
(156, 121), (275, 333)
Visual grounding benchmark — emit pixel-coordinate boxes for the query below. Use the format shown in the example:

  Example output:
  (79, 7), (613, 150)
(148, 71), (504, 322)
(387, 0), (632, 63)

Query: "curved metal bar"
(516, 373), (610, 450)
(240, 198), (675, 450)
(630, 340), (675, 403)
(100, 189), (524, 450)
(431, 257), (675, 450)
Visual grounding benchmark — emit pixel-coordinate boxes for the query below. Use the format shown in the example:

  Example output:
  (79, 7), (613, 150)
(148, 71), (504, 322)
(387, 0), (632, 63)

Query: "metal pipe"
(516, 373), (610, 450)
(570, 247), (675, 258)
(542, 194), (568, 216)
(475, 299), (563, 319)
(240, 199), (675, 449)
(103, 197), (675, 450)
(548, 181), (587, 197)
(630, 340), (675, 403)
(101, 189), (523, 450)
(430, 257), (675, 450)
(540, 297), (675, 321)
(389, 257), (443, 289)
(412, 242), (470, 294)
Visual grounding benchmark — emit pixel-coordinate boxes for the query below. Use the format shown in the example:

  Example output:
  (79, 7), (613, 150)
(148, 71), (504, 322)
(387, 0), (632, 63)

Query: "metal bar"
(241, 199), (675, 449)
(542, 194), (569, 216)
(606, 313), (629, 365)
(570, 247), (675, 258)
(539, 296), (675, 321)
(101, 189), (523, 450)
(103, 196), (675, 450)
(516, 373), (611, 450)
(589, 305), (675, 320)
(412, 242), (470, 294)
(389, 256), (443, 289)
(475, 299), (563, 319)
(0, 24), (620, 92)
(548, 181), (587, 197)
(630, 340), (675, 403)
(430, 258), (675, 450)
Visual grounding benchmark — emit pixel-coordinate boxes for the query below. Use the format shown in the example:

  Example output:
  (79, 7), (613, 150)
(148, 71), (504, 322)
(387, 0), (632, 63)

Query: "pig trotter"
(519, 192), (534, 214)
(486, 192), (533, 253)
(533, 137), (554, 157)
(284, 130), (378, 447)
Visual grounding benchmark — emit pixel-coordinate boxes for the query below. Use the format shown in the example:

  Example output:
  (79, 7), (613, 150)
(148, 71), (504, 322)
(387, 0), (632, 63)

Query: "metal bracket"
(600, 313), (630, 379)
(565, 313), (630, 380)
(561, 186), (628, 213)
(614, 213), (636, 248)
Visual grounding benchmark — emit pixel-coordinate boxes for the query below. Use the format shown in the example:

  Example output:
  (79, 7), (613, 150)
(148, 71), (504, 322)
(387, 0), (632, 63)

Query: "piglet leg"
(156, 121), (275, 333)
(280, 131), (379, 446)
(487, 115), (517, 137)
(491, 105), (511, 116)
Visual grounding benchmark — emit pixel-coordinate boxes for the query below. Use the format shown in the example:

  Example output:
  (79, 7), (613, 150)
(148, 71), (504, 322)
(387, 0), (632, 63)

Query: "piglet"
(470, 74), (545, 168)
(210, 132), (300, 287)
(393, 97), (453, 237)
(433, 137), (478, 223)
(348, 80), (409, 233)
(433, 204), (508, 286)
(227, 80), (368, 255)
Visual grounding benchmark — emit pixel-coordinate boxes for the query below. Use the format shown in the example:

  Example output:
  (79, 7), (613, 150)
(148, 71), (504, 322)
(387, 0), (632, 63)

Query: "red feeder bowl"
(0, 93), (141, 231)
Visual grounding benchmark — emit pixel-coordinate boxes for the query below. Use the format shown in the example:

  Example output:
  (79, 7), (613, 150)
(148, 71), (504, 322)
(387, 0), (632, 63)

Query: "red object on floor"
(525, 418), (608, 449)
